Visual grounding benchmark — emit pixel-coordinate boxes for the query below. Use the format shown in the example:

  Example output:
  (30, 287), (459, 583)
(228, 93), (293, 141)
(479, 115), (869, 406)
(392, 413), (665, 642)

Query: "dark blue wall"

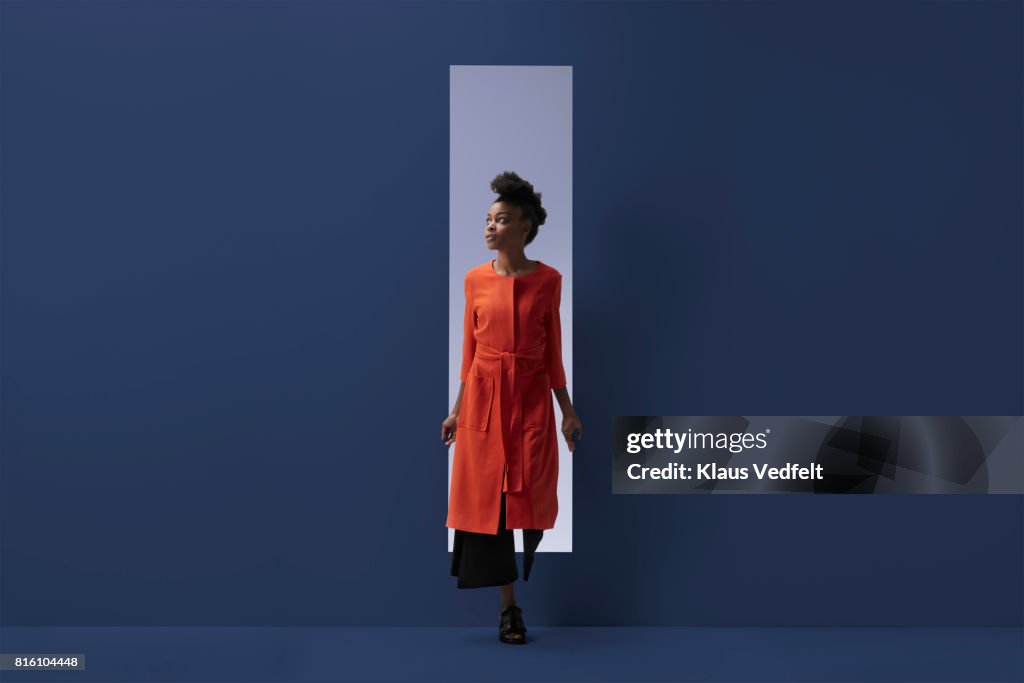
(1, 1), (1020, 626)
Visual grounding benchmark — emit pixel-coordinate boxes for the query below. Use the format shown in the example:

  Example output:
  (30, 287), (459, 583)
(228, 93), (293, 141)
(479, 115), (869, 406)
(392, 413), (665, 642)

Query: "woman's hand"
(442, 413), (459, 448)
(561, 411), (583, 452)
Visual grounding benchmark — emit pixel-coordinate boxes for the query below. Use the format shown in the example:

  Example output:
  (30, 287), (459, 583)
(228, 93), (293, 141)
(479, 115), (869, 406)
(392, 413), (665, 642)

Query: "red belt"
(474, 340), (545, 493)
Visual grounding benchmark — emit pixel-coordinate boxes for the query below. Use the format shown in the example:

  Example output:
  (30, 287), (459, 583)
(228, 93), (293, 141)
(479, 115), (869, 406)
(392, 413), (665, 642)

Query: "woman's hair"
(491, 171), (547, 245)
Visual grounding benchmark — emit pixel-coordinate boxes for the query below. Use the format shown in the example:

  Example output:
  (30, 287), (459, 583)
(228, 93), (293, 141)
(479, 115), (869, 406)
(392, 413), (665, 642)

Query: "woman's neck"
(494, 253), (535, 276)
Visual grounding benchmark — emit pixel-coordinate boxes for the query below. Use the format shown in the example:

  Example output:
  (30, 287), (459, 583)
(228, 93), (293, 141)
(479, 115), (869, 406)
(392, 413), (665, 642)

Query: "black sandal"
(498, 605), (528, 644)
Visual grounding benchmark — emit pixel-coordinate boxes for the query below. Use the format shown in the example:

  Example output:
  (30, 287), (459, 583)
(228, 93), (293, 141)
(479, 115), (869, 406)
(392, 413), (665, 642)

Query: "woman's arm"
(445, 274), (477, 447)
(545, 275), (568, 391)
(442, 381), (465, 447)
(553, 386), (574, 417)
(546, 275), (582, 450)
(554, 386), (582, 451)
(451, 382), (466, 419)
(460, 274), (477, 383)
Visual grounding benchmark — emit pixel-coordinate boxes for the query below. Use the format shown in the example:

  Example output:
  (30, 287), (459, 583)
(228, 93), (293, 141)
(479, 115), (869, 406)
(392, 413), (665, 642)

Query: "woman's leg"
(500, 582), (516, 609)
(450, 472), (518, 589)
(498, 583), (524, 642)
(497, 466), (524, 641)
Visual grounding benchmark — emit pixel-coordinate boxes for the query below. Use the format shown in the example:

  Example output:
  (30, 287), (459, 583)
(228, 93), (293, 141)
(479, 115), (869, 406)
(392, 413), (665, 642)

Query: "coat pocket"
(522, 370), (552, 429)
(458, 373), (494, 431)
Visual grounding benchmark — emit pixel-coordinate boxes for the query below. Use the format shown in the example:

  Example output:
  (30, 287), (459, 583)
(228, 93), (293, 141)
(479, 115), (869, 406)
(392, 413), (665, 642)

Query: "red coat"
(446, 260), (567, 534)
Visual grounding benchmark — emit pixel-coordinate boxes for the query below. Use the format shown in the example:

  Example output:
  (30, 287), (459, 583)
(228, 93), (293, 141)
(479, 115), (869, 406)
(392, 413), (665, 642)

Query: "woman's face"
(484, 201), (529, 250)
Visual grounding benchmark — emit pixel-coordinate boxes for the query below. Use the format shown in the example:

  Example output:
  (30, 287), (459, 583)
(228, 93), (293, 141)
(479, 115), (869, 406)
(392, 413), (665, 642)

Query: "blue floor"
(0, 627), (1020, 682)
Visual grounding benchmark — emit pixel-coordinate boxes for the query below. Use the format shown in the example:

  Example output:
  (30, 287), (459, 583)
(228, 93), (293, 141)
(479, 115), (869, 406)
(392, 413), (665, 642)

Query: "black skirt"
(450, 487), (545, 589)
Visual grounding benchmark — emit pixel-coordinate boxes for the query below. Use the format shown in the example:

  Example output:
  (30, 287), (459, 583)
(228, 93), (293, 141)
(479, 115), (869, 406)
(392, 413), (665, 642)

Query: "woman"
(442, 171), (582, 645)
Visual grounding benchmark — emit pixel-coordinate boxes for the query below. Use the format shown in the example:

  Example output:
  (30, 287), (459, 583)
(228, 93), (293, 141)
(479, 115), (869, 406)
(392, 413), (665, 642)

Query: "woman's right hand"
(442, 413), (459, 448)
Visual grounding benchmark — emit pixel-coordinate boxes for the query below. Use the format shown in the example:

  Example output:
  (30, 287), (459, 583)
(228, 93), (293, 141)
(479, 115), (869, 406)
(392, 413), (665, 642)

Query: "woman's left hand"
(561, 412), (583, 452)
